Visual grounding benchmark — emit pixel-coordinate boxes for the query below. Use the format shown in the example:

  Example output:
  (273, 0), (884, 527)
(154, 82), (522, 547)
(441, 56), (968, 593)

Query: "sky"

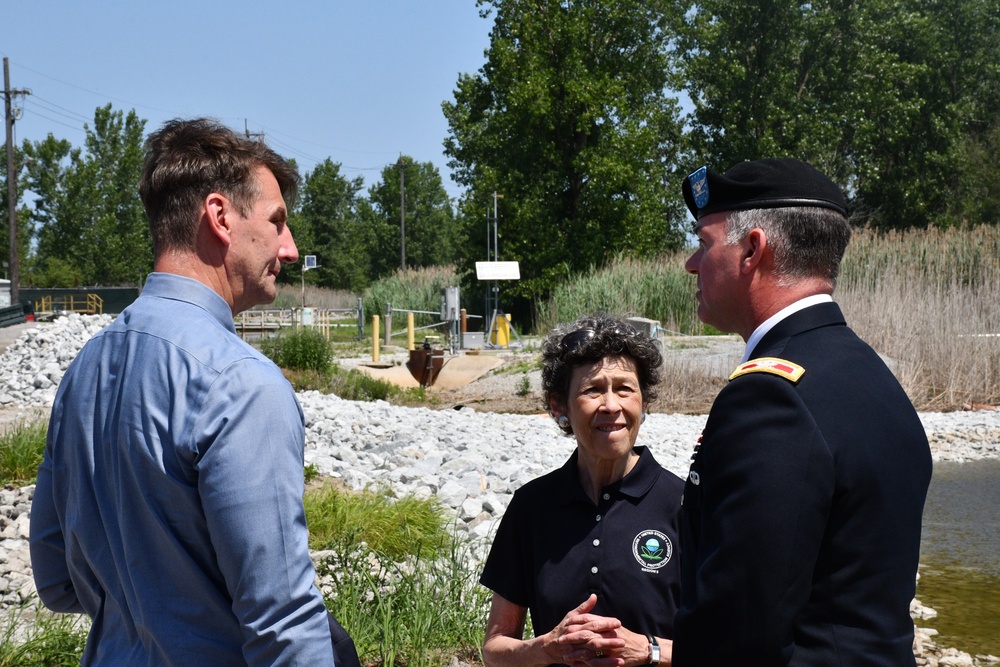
(2, 1), (494, 202)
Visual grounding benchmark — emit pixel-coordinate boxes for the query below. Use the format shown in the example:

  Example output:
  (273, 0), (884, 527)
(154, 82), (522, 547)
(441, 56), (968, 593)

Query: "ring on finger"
(595, 650), (605, 658)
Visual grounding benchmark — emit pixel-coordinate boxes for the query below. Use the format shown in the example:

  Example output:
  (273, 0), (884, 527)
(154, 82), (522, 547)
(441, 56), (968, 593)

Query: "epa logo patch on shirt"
(633, 529), (673, 572)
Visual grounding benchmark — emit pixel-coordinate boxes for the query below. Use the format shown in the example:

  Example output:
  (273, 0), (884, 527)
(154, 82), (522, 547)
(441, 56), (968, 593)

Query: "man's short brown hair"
(139, 118), (299, 258)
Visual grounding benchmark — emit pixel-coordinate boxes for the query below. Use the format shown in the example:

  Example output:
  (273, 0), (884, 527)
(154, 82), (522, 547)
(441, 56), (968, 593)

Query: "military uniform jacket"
(673, 302), (932, 667)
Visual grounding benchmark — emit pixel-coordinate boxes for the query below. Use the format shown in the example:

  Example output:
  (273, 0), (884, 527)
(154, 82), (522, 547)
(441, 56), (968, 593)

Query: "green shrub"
(0, 420), (48, 486)
(261, 328), (332, 373)
(327, 364), (397, 401)
(281, 368), (334, 393)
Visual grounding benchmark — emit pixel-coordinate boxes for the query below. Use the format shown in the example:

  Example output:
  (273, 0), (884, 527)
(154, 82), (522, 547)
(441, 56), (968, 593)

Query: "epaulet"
(728, 357), (805, 383)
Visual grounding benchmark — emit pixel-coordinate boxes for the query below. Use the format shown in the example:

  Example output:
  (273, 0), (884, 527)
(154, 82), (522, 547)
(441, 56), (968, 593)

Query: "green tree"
(950, 120), (1000, 226)
(676, 0), (856, 180)
(675, 0), (1000, 229)
(19, 135), (73, 282)
(32, 105), (148, 285)
(443, 0), (688, 317)
(295, 158), (370, 292)
(368, 156), (459, 276)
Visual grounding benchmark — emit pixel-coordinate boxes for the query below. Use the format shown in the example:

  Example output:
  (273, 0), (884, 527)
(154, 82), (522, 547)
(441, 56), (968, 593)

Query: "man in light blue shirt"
(30, 118), (343, 666)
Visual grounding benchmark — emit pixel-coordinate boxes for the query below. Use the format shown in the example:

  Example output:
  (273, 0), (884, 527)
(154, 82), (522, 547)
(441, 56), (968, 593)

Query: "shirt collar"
(742, 294), (833, 363)
(141, 272), (237, 334)
(557, 446), (658, 505)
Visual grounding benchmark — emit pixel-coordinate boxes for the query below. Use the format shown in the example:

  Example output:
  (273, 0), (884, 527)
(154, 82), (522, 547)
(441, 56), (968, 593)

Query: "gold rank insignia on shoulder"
(728, 357), (805, 383)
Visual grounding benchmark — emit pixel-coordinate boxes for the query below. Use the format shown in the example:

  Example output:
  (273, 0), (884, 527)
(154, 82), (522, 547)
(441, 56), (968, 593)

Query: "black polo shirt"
(480, 446), (683, 638)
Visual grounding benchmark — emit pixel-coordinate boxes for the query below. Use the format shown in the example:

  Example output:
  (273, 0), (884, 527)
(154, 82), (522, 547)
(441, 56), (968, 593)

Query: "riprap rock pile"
(0, 314), (113, 408)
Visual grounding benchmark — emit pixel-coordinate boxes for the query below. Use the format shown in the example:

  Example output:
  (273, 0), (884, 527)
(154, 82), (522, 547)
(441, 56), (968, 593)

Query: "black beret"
(682, 158), (847, 220)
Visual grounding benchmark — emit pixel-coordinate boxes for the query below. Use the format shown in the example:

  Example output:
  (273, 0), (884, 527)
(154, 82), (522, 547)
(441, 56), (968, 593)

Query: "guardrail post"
(384, 303), (392, 346)
(357, 298), (364, 341)
(460, 308), (467, 350)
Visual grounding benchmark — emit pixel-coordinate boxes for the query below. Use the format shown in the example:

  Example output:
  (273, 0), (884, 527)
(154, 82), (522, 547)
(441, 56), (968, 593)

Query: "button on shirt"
(480, 446), (682, 640)
(29, 273), (334, 666)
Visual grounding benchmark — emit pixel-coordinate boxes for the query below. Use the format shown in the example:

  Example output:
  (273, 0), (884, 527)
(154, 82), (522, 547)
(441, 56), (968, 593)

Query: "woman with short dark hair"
(480, 315), (682, 667)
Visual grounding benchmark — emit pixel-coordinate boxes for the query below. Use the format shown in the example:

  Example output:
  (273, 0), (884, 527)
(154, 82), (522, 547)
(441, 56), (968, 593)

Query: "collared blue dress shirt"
(30, 273), (335, 666)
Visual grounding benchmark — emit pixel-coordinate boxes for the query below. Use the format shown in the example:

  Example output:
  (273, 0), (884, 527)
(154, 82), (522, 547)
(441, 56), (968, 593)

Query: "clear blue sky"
(2, 1), (493, 201)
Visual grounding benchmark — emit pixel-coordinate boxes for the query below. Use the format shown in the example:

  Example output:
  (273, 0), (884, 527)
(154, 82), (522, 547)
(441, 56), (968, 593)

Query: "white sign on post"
(304, 255), (318, 270)
(475, 261), (520, 280)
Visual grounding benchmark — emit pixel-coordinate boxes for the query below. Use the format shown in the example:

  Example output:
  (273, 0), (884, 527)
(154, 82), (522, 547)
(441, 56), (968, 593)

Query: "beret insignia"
(729, 357), (805, 383)
(688, 166), (709, 209)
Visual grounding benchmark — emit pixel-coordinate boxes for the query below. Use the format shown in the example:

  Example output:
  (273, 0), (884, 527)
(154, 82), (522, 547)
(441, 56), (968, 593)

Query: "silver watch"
(646, 634), (660, 665)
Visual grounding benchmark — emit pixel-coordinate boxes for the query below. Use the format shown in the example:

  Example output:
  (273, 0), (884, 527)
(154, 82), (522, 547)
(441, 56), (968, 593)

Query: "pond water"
(918, 459), (1000, 657)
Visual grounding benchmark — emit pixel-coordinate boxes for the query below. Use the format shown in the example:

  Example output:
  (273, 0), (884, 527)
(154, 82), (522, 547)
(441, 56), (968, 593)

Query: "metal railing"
(236, 304), (364, 341)
(35, 293), (104, 315)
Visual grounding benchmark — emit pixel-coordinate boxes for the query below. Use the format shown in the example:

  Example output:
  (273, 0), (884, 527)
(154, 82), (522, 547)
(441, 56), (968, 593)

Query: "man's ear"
(204, 192), (233, 247)
(741, 227), (768, 274)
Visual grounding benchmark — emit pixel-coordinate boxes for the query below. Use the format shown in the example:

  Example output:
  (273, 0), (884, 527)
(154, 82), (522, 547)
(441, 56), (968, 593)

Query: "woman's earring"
(641, 412), (647, 423)
(557, 415), (569, 429)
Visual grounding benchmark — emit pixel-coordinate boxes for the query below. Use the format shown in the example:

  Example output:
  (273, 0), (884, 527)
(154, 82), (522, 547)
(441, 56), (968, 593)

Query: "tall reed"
(535, 253), (704, 336)
(838, 226), (1000, 410)
(363, 265), (460, 332)
(535, 226), (1000, 411)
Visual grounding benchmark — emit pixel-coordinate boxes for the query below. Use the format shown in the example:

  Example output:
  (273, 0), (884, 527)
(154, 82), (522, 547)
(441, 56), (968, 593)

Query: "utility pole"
(398, 155), (406, 271)
(4, 58), (31, 307)
(244, 119), (264, 141)
(485, 191), (503, 331)
(492, 191), (503, 261)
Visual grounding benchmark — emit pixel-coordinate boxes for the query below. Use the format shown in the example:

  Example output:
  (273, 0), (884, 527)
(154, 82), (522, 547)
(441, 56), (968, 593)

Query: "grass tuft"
(0, 605), (88, 667)
(515, 374), (532, 397)
(304, 483), (449, 560)
(0, 420), (47, 486)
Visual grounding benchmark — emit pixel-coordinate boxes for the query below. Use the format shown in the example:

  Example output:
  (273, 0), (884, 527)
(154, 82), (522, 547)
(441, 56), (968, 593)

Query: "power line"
(29, 94), (91, 123)
(9, 59), (180, 117)
(252, 121), (399, 157)
(17, 108), (82, 133)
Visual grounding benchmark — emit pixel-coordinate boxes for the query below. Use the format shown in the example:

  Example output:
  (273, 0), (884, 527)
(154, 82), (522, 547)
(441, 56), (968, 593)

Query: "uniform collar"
(742, 294), (833, 363)
(748, 300), (847, 360)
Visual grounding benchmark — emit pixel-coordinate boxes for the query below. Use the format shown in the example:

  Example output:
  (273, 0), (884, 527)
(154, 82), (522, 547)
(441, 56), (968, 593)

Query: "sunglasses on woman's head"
(559, 324), (637, 352)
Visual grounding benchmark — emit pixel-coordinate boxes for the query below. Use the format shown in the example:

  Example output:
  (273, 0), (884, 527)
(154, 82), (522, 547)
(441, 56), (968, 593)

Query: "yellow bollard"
(372, 315), (380, 363)
(407, 312), (415, 351)
(492, 314), (511, 347)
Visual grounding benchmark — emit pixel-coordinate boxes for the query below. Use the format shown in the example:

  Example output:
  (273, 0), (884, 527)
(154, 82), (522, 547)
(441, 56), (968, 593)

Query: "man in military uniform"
(673, 158), (932, 666)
